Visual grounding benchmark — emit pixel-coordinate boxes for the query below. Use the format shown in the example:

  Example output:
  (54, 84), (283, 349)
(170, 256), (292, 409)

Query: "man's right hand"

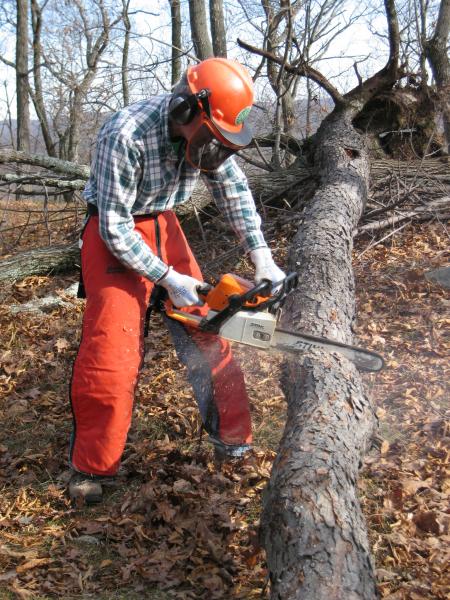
(158, 267), (204, 307)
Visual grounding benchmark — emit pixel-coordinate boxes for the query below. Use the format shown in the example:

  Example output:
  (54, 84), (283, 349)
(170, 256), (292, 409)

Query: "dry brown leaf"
(400, 478), (431, 496)
(16, 557), (53, 573)
(380, 440), (390, 454)
(412, 511), (440, 535)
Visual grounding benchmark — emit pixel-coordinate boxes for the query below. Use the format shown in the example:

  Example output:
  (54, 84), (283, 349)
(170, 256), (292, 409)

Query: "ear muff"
(169, 93), (199, 125)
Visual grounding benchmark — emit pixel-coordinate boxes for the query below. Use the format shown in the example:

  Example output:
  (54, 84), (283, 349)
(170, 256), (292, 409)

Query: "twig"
(356, 221), (410, 259)
(193, 206), (207, 248)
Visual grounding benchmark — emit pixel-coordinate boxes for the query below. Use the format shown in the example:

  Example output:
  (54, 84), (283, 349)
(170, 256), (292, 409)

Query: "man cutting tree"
(69, 58), (285, 504)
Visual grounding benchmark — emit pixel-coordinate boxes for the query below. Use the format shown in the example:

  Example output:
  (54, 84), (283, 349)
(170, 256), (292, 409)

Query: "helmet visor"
(185, 119), (238, 171)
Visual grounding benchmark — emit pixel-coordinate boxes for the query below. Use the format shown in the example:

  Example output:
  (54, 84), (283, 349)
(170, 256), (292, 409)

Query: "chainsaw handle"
(237, 278), (272, 304)
(165, 273), (298, 334)
(197, 283), (213, 298)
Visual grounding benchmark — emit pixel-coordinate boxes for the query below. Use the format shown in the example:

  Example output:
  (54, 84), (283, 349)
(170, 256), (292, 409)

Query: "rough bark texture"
(260, 109), (378, 599)
(0, 243), (79, 284)
(169, 0), (182, 85)
(30, 0), (55, 157)
(188, 0), (213, 60)
(16, 0), (30, 152)
(424, 0), (450, 153)
(209, 0), (227, 58)
(121, 0), (131, 106)
(0, 149), (91, 179)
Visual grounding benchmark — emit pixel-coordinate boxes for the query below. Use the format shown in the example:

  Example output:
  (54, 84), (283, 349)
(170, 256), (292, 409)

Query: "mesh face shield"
(169, 85), (252, 171)
(185, 116), (238, 171)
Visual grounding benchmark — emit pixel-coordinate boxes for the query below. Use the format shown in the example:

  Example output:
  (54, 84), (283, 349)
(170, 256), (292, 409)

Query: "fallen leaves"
(0, 221), (448, 598)
(356, 223), (449, 599)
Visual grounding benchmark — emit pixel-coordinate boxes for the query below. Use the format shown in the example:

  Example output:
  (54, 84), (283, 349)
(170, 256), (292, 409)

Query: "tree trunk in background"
(209, 0), (227, 57)
(260, 0), (296, 166)
(425, 0), (450, 153)
(30, 0), (55, 156)
(260, 109), (378, 599)
(122, 0), (131, 106)
(169, 0), (182, 85)
(16, 0), (30, 152)
(188, 0), (213, 60)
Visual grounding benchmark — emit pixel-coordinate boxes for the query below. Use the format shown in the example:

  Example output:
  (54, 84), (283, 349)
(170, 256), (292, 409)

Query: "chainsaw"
(165, 273), (384, 373)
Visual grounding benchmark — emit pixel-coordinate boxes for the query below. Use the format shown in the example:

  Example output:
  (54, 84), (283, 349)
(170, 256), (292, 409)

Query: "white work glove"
(250, 247), (286, 292)
(159, 267), (204, 308)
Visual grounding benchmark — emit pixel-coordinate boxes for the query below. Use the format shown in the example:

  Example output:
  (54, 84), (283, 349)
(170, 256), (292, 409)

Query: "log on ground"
(0, 242), (79, 284)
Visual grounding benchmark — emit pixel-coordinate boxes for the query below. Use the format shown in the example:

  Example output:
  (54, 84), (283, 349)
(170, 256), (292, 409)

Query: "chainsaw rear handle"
(197, 283), (213, 297)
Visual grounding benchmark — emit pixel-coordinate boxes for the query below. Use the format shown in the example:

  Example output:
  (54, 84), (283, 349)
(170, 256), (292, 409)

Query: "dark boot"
(210, 437), (252, 463)
(68, 471), (103, 505)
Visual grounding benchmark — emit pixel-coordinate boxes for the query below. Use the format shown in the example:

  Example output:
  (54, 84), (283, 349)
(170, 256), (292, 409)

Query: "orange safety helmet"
(168, 58), (255, 171)
(186, 58), (254, 147)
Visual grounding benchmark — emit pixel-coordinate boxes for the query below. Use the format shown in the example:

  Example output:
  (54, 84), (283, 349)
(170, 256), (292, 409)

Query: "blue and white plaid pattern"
(83, 95), (267, 281)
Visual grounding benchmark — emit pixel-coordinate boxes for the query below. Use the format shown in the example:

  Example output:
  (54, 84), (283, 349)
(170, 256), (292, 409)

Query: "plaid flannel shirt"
(83, 95), (267, 282)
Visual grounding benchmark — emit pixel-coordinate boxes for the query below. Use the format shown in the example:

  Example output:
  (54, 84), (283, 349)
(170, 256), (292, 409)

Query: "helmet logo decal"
(235, 106), (251, 125)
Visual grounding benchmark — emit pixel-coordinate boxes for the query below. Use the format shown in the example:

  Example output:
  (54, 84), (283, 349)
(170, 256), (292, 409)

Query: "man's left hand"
(250, 247), (286, 293)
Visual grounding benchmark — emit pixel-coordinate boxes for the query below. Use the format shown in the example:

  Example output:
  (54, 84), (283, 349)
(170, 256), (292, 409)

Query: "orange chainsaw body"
(204, 273), (270, 310)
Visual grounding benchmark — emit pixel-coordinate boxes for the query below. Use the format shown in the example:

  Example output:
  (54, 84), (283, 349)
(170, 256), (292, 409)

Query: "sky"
(0, 0), (389, 122)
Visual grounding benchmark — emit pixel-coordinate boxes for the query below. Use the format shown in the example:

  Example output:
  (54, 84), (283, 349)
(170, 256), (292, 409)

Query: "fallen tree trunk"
(260, 108), (378, 600)
(0, 242), (79, 284)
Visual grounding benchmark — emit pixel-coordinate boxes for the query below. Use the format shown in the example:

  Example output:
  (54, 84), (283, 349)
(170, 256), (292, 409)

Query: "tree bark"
(0, 242), (79, 284)
(188, 0), (213, 59)
(16, 0), (30, 152)
(209, 0), (227, 57)
(424, 0), (450, 153)
(121, 0), (131, 106)
(169, 0), (182, 85)
(0, 149), (90, 178)
(30, 0), (55, 157)
(261, 108), (378, 600)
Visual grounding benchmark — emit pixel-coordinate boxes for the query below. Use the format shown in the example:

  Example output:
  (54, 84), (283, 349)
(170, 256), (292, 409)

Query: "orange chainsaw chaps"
(70, 212), (252, 477)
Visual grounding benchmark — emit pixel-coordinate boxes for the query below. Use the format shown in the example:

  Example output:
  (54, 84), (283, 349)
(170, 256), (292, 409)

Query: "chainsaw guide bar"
(165, 273), (385, 373)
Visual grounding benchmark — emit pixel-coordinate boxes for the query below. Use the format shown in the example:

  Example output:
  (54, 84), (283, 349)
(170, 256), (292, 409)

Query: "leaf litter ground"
(0, 220), (448, 599)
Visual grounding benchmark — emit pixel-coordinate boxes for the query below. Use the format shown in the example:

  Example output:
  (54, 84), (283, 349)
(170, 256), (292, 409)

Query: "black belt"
(86, 203), (99, 216)
(86, 204), (161, 219)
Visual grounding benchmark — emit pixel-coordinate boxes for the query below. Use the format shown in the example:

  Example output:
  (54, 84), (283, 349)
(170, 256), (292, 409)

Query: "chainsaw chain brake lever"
(250, 272), (299, 312)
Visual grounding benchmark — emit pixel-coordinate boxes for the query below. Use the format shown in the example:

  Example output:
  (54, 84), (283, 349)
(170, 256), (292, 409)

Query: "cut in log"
(260, 109), (378, 599)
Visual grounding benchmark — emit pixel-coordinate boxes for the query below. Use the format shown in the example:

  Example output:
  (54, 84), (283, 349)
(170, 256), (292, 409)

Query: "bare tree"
(169, 0), (182, 85)
(210, 0), (227, 57)
(188, 0), (214, 59)
(61, 1), (120, 160)
(30, 0), (55, 156)
(239, 0), (403, 596)
(424, 0), (450, 152)
(0, 81), (15, 147)
(16, 0), (30, 151)
(121, 0), (131, 106)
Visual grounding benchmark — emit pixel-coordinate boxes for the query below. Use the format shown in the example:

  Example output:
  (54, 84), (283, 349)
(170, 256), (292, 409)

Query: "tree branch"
(345, 0), (400, 105)
(0, 149), (90, 179)
(237, 37), (346, 107)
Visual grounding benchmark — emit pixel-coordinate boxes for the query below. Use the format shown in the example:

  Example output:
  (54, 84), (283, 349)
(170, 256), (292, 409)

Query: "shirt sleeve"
(93, 133), (168, 281)
(201, 157), (267, 253)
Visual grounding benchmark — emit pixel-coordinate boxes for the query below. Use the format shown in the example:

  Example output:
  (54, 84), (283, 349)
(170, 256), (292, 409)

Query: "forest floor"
(0, 210), (448, 599)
